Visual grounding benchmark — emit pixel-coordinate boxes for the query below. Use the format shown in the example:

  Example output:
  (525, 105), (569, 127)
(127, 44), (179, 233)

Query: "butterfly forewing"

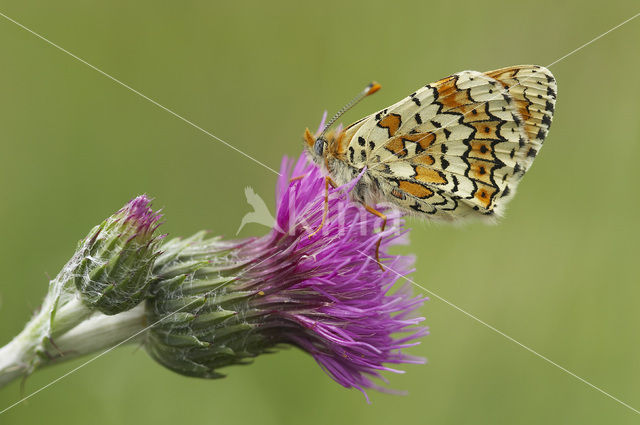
(339, 65), (556, 220)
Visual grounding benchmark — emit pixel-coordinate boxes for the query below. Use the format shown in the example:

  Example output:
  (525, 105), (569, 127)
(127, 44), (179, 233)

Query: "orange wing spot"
(384, 138), (407, 157)
(398, 181), (434, 199)
(524, 123), (540, 141)
(434, 76), (457, 98)
(400, 132), (435, 150)
(469, 160), (494, 185)
(304, 128), (315, 147)
(439, 88), (473, 111)
(468, 140), (494, 161)
(470, 121), (501, 140)
(485, 68), (518, 83)
(378, 114), (402, 137)
(400, 133), (423, 142)
(391, 188), (404, 199)
(512, 100), (535, 137)
(415, 166), (447, 185)
(474, 185), (498, 209)
(528, 110), (546, 123)
(413, 154), (435, 166)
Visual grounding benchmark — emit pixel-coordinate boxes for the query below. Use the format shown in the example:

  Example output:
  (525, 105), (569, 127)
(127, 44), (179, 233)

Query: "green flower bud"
(74, 195), (163, 315)
(0, 195), (165, 386)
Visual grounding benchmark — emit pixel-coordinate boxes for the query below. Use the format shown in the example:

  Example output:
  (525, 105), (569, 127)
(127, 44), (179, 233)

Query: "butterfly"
(304, 65), (556, 223)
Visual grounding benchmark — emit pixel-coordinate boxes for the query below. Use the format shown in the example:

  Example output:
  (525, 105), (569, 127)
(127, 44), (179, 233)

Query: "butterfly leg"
(308, 176), (337, 238)
(363, 205), (387, 271)
(289, 175), (305, 183)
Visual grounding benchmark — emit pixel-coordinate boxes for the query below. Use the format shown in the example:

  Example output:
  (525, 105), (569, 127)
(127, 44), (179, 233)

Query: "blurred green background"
(1, 1), (639, 423)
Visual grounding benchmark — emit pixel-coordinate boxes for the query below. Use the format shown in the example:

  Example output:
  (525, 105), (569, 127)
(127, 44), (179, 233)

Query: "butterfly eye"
(314, 138), (326, 156)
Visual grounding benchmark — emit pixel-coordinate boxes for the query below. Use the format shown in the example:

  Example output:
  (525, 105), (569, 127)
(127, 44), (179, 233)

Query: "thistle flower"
(146, 155), (428, 399)
(0, 156), (427, 400)
(74, 195), (164, 314)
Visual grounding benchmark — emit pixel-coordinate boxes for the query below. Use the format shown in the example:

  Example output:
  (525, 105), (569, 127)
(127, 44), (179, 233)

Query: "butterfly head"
(303, 82), (381, 166)
(314, 137), (327, 157)
(303, 128), (327, 166)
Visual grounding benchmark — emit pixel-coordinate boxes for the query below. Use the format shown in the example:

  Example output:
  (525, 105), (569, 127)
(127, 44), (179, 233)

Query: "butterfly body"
(305, 65), (557, 222)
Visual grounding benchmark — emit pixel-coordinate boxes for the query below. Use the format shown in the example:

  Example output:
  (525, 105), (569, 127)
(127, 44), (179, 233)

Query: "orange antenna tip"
(367, 82), (382, 95)
(318, 81), (383, 138)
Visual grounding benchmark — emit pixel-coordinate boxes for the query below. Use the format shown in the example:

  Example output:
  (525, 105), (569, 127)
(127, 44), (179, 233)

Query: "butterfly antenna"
(318, 82), (381, 138)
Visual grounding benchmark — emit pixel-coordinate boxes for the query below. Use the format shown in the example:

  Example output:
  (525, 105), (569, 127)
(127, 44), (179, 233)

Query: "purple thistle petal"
(120, 195), (163, 237)
(247, 153), (427, 399)
(315, 110), (328, 135)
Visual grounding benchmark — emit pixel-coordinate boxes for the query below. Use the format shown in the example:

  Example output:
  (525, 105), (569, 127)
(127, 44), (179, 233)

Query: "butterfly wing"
(342, 65), (556, 220)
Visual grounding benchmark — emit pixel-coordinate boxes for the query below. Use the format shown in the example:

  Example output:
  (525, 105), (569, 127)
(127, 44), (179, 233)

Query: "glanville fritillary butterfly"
(303, 65), (557, 267)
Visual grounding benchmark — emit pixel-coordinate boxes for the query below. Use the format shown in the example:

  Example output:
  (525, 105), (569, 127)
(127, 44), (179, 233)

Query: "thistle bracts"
(74, 195), (163, 314)
(146, 233), (266, 378)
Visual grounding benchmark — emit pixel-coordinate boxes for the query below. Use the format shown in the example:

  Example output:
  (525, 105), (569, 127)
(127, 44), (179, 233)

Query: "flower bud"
(74, 195), (163, 314)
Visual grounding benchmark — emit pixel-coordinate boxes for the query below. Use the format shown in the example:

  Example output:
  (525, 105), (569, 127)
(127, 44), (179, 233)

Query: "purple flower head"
(148, 154), (427, 401)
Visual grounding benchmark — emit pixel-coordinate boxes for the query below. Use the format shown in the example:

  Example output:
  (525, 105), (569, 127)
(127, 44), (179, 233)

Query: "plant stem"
(54, 304), (147, 361)
(0, 303), (147, 389)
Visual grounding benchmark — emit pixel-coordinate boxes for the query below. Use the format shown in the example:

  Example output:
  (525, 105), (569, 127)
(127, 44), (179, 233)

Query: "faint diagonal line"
(0, 11), (282, 176)
(357, 250), (640, 415)
(0, 4), (637, 417)
(0, 312), (171, 415)
(0, 247), (284, 415)
(546, 11), (640, 68)
(402, 11), (640, 157)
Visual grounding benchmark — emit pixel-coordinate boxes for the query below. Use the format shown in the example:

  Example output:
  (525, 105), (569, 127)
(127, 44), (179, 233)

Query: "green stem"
(53, 304), (147, 362)
(0, 299), (147, 389)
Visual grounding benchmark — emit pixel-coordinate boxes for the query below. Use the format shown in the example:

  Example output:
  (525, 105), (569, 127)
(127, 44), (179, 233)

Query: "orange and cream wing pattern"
(342, 65), (556, 220)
